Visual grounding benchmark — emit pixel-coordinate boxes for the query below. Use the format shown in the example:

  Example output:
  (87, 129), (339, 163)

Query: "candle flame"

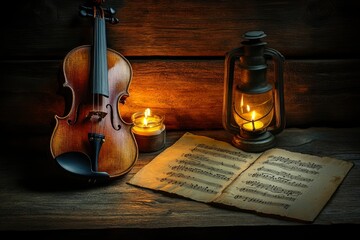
(246, 105), (250, 112)
(143, 108), (151, 127)
(145, 108), (151, 117)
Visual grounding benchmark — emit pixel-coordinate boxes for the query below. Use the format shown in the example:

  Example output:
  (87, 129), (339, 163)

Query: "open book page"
(128, 132), (262, 202)
(213, 148), (354, 222)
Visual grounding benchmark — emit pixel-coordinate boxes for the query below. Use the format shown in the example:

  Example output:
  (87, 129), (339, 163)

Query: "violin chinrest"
(55, 152), (110, 183)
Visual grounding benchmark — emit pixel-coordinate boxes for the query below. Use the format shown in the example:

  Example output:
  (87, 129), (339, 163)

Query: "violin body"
(50, 0), (138, 181)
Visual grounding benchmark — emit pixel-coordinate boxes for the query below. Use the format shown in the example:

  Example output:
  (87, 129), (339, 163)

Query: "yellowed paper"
(128, 133), (353, 222)
(128, 132), (261, 202)
(214, 148), (353, 222)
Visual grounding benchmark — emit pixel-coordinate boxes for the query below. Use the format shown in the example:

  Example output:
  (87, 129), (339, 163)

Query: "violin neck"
(92, 16), (109, 97)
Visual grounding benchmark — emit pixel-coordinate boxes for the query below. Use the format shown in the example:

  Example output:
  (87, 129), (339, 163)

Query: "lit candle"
(132, 108), (165, 136)
(242, 111), (264, 131)
(131, 108), (166, 152)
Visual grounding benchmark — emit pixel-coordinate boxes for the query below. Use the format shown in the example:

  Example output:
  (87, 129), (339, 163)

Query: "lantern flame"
(251, 111), (256, 121)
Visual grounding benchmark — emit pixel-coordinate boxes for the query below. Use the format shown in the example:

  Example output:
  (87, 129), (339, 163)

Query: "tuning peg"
(105, 17), (119, 24)
(79, 9), (93, 18)
(79, 5), (93, 18)
(79, 5), (92, 12)
(103, 7), (116, 16)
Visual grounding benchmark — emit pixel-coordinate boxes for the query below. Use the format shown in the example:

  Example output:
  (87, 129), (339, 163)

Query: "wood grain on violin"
(50, 0), (138, 181)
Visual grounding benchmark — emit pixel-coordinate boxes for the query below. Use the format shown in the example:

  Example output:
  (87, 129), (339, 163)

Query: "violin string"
(93, 12), (99, 135)
(99, 13), (105, 136)
(97, 16), (100, 135)
(92, 16), (96, 135)
(98, 12), (106, 136)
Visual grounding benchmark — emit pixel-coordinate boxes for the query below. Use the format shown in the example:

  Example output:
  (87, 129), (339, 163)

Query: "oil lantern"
(223, 30), (285, 152)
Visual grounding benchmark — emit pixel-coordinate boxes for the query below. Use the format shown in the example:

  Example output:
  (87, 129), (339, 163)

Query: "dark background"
(1, 0), (359, 158)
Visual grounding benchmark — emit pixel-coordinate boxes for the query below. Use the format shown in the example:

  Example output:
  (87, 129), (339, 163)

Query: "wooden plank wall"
(1, 0), (360, 137)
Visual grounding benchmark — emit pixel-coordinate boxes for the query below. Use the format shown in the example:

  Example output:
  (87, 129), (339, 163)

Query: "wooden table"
(0, 128), (359, 238)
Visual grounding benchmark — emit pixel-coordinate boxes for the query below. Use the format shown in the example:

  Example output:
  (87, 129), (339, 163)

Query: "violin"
(50, 0), (138, 183)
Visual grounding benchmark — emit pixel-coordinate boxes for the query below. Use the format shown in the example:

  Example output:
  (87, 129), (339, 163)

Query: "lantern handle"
(223, 47), (244, 134)
(265, 47), (286, 135)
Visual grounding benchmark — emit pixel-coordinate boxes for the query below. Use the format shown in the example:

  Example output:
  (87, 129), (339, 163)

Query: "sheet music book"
(128, 132), (353, 222)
